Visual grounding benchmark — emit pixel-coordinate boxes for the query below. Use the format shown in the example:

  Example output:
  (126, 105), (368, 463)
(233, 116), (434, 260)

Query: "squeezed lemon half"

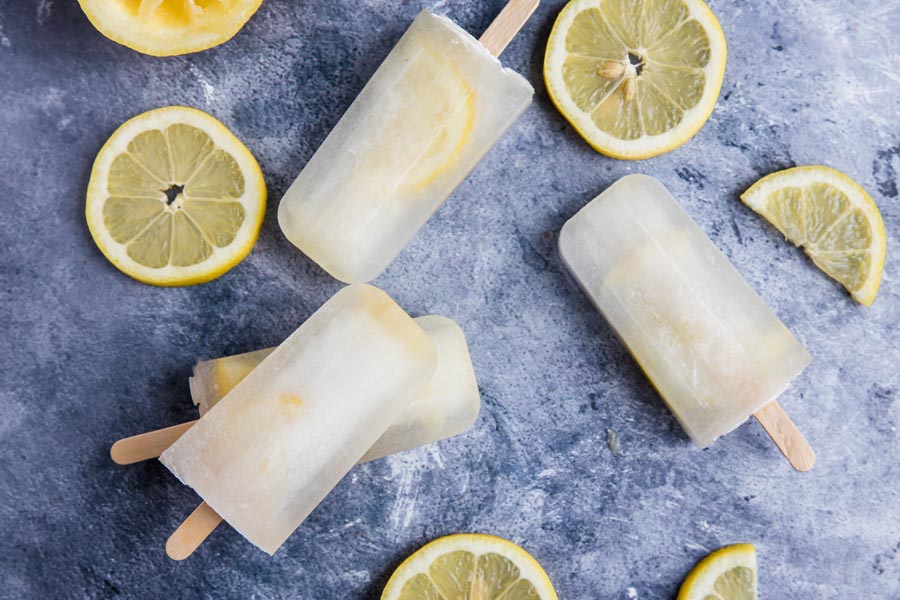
(381, 534), (557, 600)
(544, 0), (727, 159)
(77, 0), (264, 56)
(741, 166), (886, 306)
(678, 543), (758, 600)
(86, 106), (266, 286)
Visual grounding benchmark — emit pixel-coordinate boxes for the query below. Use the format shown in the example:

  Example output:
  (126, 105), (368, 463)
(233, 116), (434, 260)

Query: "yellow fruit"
(741, 166), (886, 306)
(77, 0), (264, 56)
(677, 543), (758, 600)
(381, 534), (557, 600)
(86, 106), (266, 286)
(359, 40), (475, 196)
(544, 0), (727, 159)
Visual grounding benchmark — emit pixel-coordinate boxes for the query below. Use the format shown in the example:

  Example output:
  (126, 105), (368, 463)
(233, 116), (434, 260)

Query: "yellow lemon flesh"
(77, 0), (264, 56)
(360, 40), (475, 197)
(678, 543), (758, 600)
(741, 166), (886, 306)
(544, 0), (727, 159)
(86, 106), (266, 286)
(381, 534), (557, 600)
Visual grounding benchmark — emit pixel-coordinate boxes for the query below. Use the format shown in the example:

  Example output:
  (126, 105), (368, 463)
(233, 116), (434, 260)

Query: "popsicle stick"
(166, 502), (223, 560)
(753, 401), (815, 472)
(479, 0), (540, 58)
(110, 420), (198, 465)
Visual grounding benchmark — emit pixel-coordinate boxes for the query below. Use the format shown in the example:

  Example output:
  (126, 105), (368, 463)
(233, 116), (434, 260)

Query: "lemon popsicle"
(559, 175), (812, 450)
(278, 8), (534, 283)
(160, 284), (437, 555)
(189, 315), (481, 462)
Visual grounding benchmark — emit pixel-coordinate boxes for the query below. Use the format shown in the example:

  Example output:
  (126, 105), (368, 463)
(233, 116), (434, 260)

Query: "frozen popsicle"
(159, 284), (437, 556)
(559, 175), (814, 468)
(110, 316), (480, 465)
(278, 2), (538, 283)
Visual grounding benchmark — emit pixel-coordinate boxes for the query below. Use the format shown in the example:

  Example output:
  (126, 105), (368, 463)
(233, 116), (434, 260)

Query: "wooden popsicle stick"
(479, 0), (540, 58)
(753, 401), (815, 472)
(166, 501), (223, 560)
(110, 420), (198, 465)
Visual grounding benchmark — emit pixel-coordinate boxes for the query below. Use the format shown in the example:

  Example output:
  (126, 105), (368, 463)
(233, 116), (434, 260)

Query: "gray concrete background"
(1, 0), (898, 598)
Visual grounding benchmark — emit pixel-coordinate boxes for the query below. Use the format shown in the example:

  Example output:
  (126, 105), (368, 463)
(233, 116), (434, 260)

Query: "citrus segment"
(77, 0), (264, 56)
(741, 166), (886, 305)
(382, 534), (556, 600)
(544, 0), (727, 159)
(86, 106), (266, 286)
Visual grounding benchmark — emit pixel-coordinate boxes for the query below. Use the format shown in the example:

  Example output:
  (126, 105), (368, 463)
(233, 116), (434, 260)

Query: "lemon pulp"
(741, 166), (886, 305)
(544, 0), (727, 159)
(86, 106), (266, 286)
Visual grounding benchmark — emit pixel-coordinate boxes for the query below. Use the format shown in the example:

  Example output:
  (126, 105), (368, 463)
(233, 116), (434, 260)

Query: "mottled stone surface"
(1, 1), (898, 598)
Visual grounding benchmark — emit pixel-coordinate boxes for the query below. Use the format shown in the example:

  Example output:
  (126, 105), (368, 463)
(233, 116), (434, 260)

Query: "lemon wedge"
(77, 0), (264, 56)
(86, 106), (266, 286)
(360, 40), (475, 196)
(678, 543), (758, 600)
(381, 534), (557, 600)
(544, 0), (727, 159)
(741, 166), (886, 306)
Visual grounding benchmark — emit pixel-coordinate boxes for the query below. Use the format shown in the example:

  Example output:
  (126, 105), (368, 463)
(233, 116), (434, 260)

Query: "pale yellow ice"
(160, 284), (437, 554)
(188, 315), (481, 462)
(559, 175), (811, 447)
(278, 10), (534, 283)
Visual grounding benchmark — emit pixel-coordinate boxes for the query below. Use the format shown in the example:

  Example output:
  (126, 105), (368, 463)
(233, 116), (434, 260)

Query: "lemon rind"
(85, 106), (266, 286)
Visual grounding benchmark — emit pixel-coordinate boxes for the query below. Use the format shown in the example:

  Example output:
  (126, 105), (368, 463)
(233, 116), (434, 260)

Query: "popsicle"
(559, 175), (814, 469)
(159, 284), (437, 556)
(278, 2), (538, 283)
(110, 315), (480, 465)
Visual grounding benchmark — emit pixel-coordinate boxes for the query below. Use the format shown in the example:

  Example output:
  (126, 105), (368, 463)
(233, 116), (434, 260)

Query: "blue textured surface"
(1, 1), (899, 598)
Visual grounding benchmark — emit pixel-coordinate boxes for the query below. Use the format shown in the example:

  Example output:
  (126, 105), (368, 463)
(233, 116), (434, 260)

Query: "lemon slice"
(360, 40), (475, 197)
(381, 534), (557, 600)
(77, 0), (264, 56)
(678, 544), (758, 600)
(544, 0), (727, 159)
(86, 106), (266, 286)
(741, 166), (886, 306)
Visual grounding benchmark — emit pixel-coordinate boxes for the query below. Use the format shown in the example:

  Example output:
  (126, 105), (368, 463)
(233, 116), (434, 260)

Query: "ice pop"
(160, 284), (437, 555)
(110, 316), (480, 466)
(188, 315), (480, 462)
(559, 175), (814, 464)
(278, 4), (537, 283)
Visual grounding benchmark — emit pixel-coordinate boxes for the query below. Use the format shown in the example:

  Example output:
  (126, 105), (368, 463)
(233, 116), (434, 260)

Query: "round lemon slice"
(381, 534), (557, 600)
(544, 0), (727, 159)
(86, 106), (266, 286)
(678, 543), (758, 600)
(77, 0), (264, 56)
(741, 166), (886, 306)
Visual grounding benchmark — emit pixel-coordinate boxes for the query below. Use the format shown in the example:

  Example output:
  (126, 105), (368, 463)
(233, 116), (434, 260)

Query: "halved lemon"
(544, 0), (727, 159)
(86, 106), (266, 286)
(360, 39), (475, 197)
(77, 0), (264, 56)
(741, 166), (886, 306)
(381, 534), (557, 600)
(677, 543), (758, 600)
